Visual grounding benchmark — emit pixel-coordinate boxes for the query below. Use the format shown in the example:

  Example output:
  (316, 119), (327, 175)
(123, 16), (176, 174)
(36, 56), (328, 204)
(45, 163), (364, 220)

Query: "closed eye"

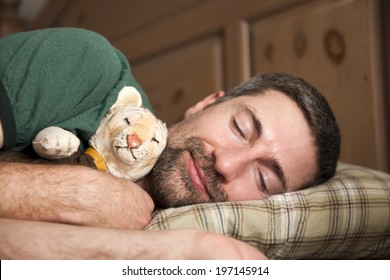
(258, 169), (268, 194)
(124, 118), (131, 125)
(232, 118), (245, 139)
(152, 137), (159, 144)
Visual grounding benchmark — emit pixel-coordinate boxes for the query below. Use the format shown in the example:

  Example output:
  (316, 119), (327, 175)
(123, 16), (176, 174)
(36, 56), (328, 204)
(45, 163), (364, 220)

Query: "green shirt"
(0, 28), (151, 152)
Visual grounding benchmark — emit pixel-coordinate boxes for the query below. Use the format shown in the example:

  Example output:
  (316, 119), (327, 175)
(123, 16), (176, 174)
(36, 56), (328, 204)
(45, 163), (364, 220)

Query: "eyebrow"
(244, 104), (287, 191)
(244, 105), (262, 138)
(270, 159), (287, 191)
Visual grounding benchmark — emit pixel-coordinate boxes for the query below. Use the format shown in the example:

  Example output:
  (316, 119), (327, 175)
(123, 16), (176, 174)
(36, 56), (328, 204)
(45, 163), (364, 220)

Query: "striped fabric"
(146, 162), (390, 259)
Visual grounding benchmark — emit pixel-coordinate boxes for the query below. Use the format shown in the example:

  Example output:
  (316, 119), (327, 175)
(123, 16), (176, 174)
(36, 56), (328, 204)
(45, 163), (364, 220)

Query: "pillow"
(145, 162), (390, 259)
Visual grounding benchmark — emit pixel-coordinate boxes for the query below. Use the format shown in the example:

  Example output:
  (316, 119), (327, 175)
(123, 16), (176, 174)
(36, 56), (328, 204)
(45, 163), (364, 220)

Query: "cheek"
(167, 116), (201, 146)
(224, 185), (265, 201)
(222, 173), (265, 201)
(171, 109), (221, 135)
(194, 120), (229, 147)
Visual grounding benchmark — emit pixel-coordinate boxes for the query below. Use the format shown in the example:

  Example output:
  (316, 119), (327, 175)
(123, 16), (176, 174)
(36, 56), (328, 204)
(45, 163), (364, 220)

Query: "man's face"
(148, 90), (318, 208)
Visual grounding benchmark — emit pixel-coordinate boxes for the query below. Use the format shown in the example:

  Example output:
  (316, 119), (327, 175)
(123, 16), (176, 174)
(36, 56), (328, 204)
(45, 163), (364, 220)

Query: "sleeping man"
(0, 28), (340, 259)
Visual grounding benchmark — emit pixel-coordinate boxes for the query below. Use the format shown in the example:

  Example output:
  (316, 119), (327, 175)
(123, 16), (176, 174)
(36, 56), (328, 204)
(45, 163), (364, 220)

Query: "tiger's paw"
(32, 126), (80, 159)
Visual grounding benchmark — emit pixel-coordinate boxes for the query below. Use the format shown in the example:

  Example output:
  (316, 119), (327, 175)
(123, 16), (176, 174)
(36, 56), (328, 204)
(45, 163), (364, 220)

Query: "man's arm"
(0, 161), (154, 229)
(0, 218), (268, 260)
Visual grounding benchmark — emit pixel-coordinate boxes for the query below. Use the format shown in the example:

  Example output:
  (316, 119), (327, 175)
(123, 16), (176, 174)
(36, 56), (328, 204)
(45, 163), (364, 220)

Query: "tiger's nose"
(127, 134), (142, 149)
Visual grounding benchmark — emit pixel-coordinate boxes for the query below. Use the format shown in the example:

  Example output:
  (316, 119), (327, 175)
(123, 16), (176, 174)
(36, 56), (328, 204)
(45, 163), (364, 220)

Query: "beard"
(147, 136), (228, 208)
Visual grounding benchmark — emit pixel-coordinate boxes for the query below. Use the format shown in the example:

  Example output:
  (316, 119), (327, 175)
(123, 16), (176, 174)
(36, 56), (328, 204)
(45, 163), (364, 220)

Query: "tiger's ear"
(114, 86), (143, 108)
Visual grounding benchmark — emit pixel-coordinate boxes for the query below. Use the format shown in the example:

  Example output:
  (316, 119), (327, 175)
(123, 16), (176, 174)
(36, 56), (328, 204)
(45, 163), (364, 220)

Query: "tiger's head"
(89, 87), (167, 181)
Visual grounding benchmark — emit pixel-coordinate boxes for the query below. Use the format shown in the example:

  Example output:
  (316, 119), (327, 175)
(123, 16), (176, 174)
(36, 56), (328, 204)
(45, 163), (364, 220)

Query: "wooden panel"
(383, 0), (390, 168)
(40, 0), (207, 39)
(224, 20), (251, 89)
(0, 0), (26, 36)
(130, 36), (223, 126)
(250, 0), (387, 170)
(114, 0), (307, 61)
(30, 0), (307, 92)
(28, 0), (69, 29)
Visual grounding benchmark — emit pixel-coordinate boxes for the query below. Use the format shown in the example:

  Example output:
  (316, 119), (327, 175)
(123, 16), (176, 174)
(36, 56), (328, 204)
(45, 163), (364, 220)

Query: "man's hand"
(0, 162), (154, 229)
(137, 229), (268, 260)
(0, 219), (268, 260)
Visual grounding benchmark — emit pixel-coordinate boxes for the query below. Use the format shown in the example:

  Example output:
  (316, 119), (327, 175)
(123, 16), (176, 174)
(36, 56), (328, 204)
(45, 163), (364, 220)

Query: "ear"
(184, 90), (225, 118)
(114, 86), (143, 108)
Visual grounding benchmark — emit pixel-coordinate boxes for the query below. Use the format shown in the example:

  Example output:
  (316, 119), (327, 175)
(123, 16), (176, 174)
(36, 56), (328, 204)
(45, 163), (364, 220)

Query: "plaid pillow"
(146, 162), (390, 259)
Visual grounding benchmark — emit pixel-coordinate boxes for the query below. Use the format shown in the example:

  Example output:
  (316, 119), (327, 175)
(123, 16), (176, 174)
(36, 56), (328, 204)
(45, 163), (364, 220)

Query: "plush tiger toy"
(32, 86), (168, 181)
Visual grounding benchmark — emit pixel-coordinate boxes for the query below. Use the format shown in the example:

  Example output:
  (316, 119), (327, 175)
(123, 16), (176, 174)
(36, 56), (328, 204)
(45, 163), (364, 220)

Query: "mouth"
(112, 136), (128, 148)
(187, 151), (209, 196)
(111, 136), (138, 162)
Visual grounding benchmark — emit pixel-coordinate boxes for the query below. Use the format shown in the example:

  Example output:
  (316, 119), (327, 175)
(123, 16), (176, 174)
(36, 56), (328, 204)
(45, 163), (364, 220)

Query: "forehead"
(216, 89), (299, 114)
(241, 89), (291, 105)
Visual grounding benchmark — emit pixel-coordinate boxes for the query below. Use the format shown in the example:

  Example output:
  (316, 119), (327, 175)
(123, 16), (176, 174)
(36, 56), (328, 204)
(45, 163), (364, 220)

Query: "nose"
(213, 147), (249, 182)
(127, 134), (142, 149)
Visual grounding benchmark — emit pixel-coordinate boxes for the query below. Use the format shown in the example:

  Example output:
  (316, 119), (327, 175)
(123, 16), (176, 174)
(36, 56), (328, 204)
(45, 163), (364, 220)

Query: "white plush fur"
(32, 87), (167, 181)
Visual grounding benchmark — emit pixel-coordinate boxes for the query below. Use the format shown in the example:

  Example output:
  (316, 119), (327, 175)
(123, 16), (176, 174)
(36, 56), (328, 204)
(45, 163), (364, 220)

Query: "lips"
(187, 152), (208, 196)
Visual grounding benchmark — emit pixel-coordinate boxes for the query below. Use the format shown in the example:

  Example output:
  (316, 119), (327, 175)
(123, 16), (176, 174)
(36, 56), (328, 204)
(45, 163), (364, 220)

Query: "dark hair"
(213, 72), (340, 187)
